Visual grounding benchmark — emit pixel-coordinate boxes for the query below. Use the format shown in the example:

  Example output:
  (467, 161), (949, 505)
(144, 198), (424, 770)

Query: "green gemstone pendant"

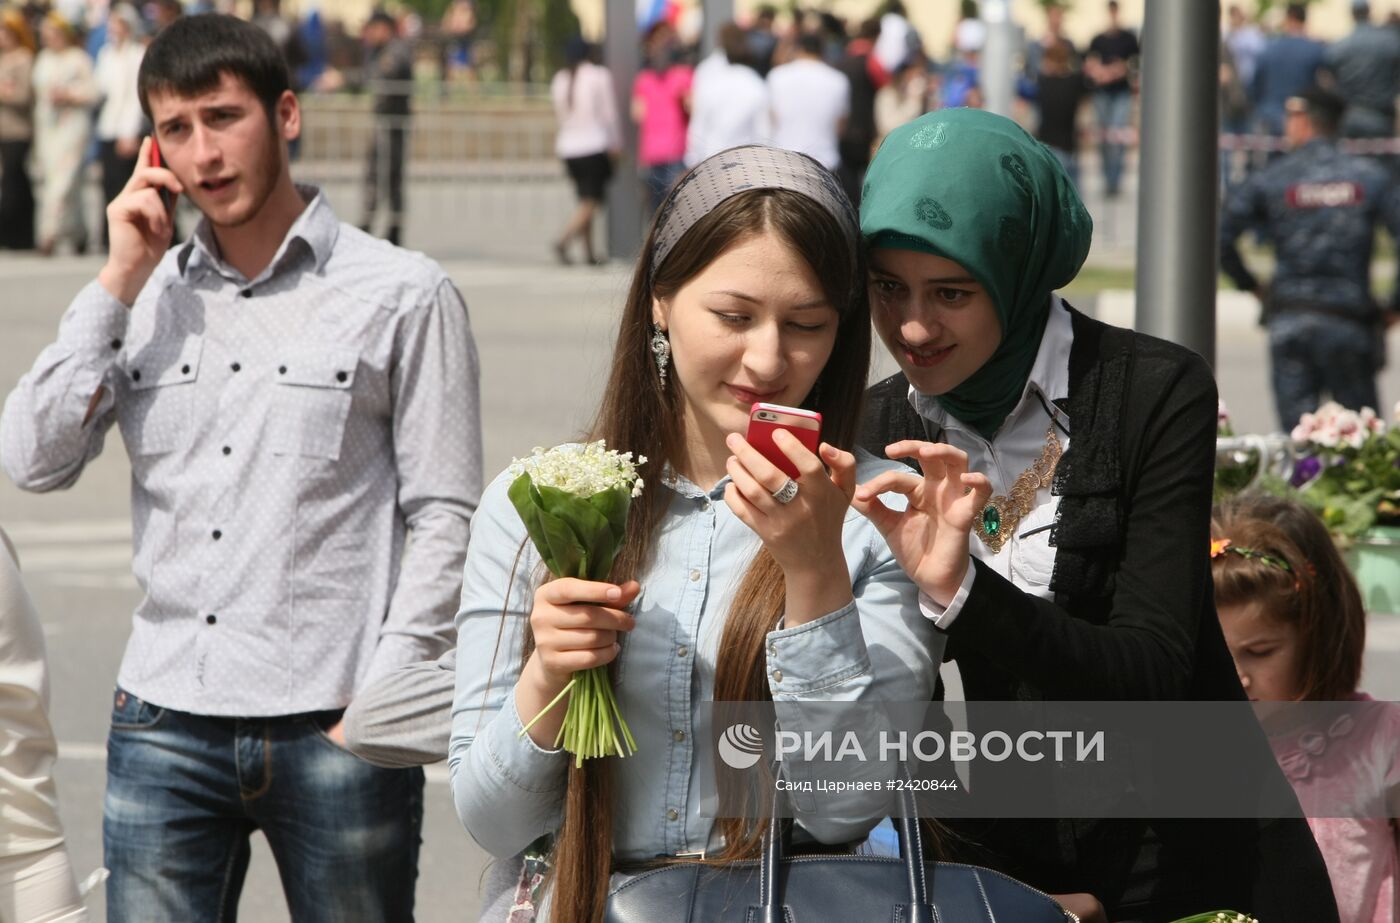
(981, 505), (1001, 536)
(973, 498), (1011, 552)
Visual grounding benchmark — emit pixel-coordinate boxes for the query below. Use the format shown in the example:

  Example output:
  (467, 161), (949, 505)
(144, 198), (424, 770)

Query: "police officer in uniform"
(1221, 86), (1400, 430)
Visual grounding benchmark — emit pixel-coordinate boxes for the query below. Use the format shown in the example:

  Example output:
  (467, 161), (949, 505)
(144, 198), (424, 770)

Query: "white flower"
(1359, 406), (1388, 435)
(510, 441), (646, 498)
(1291, 412), (1317, 443)
(1313, 425), (1341, 449)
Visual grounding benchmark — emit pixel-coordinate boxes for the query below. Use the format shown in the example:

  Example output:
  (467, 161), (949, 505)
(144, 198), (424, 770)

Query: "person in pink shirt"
(1213, 494), (1399, 923)
(631, 22), (692, 215)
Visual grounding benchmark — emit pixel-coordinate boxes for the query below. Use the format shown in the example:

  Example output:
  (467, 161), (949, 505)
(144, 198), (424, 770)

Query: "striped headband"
(649, 145), (860, 280)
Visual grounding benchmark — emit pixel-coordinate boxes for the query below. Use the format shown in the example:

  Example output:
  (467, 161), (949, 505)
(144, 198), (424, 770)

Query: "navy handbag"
(604, 786), (1076, 923)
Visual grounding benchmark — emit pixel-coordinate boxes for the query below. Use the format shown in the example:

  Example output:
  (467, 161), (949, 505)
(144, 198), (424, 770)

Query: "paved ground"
(4, 174), (1400, 921)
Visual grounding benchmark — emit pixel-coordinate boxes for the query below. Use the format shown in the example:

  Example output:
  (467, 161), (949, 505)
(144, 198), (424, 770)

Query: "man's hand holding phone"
(98, 135), (182, 308)
(725, 404), (857, 626)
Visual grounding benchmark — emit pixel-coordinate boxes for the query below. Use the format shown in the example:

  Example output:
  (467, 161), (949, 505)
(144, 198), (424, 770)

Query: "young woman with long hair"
(449, 146), (940, 921)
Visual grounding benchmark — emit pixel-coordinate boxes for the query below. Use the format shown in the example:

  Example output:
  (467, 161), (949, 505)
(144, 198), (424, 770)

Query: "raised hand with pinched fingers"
(850, 441), (992, 608)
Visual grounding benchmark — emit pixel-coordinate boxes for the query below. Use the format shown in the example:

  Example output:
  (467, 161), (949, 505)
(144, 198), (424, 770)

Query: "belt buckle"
(673, 849), (707, 860)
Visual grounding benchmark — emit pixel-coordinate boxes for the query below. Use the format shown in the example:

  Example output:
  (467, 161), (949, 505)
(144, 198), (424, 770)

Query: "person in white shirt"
(685, 22), (769, 167)
(766, 31), (849, 170)
(0, 526), (88, 922)
(550, 37), (621, 266)
(94, 4), (146, 251)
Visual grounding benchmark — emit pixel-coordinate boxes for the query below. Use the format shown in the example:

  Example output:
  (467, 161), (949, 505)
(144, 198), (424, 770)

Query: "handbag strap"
(761, 765), (933, 921)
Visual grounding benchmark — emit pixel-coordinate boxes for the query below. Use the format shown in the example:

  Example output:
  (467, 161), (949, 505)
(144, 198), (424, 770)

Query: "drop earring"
(651, 323), (671, 386)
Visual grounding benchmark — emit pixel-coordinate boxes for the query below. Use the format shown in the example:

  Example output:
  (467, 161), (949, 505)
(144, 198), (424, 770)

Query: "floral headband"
(1210, 538), (1293, 573)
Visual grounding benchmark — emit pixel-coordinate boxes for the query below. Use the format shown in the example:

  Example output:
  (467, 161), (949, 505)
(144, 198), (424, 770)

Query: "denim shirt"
(448, 450), (941, 861)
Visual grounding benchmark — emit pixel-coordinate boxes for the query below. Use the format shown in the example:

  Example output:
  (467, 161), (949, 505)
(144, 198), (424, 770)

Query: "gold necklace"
(972, 425), (1062, 553)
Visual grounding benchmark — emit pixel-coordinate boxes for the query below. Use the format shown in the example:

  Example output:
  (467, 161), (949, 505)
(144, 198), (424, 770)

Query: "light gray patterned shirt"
(0, 187), (483, 716)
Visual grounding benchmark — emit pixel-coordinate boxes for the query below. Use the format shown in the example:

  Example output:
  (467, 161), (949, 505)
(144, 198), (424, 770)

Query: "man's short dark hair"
(1291, 85), (1346, 136)
(796, 31), (823, 57)
(719, 22), (750, 66)
(1285, 2), (1308, 24)
(138, 13), (290, 121)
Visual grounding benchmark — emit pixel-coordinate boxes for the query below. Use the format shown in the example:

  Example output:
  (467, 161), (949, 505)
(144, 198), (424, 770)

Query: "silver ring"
(771, 478), (799, 504)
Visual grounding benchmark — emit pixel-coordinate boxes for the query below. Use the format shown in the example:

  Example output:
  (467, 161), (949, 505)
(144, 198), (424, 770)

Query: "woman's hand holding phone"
(97, 135), (183, 307)
(723, 429), (857, 626)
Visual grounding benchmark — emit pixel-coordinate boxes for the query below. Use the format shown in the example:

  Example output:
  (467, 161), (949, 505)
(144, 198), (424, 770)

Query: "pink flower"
(1291, 413), (1317, 443)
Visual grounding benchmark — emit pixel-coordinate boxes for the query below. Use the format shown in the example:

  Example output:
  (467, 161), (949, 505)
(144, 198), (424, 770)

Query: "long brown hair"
(1210, 493), (1366, 701)
(536, 186), (870, 921)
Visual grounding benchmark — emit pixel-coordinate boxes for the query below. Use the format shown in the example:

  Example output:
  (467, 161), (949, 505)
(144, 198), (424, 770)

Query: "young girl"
(448, 146), (940, 921)
(1212, 493), (1399, 923)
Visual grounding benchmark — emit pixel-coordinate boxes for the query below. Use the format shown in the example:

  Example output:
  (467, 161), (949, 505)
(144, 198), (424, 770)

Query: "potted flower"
(1287, 401), (1400, 613)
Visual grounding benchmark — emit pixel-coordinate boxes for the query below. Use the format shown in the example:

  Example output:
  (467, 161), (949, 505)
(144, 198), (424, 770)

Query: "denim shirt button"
(666, 809), (679, 821)
(772, 670), (783, 684)
(688, 569), (701, 582)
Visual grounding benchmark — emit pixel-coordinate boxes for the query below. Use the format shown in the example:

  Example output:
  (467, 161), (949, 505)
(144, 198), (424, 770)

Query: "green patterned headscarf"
(860, 109), (1093, 439)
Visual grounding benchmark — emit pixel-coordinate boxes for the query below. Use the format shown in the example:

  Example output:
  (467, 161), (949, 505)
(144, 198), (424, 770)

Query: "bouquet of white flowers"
(509, 442), (645, 765)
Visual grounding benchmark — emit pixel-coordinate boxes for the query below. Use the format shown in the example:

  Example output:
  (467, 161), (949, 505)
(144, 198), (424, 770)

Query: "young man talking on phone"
(0, 14), (482, 920)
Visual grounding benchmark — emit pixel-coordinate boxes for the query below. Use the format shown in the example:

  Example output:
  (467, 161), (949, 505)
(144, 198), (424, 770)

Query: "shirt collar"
(909, 293), (1074, 435)
(659, 463), (731, 501)
(177, 184), (339, 282)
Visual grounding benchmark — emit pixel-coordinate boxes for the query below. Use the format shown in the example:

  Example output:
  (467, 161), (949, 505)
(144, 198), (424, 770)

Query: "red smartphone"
(746, 402), (822, 480)
(148, 136), (173, 215)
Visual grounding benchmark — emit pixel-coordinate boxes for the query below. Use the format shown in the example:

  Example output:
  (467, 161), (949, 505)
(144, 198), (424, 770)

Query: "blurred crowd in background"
(3, 0), (1400, 259)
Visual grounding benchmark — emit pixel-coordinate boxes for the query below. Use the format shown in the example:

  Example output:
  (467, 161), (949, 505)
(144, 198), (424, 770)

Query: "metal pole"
(1134, 0), (1220, 365)
(701, 0), (733, 57)
(980, 0), (1020, 119)
(603, 0), (642, 260)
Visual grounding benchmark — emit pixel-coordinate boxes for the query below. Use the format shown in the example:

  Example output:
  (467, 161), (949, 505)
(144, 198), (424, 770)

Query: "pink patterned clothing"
(1269, 694), (1400, 923)
(632, 65), (692, 167)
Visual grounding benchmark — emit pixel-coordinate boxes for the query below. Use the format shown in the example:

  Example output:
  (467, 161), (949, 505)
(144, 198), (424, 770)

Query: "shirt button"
(666, 809), (679, 821)
(230, 362), (241, 372)
(701, 500), (711, 512)
(212, 529), (222, 540)
(676, 645), (688, 658)
(278, 365), (287, 375)
(768, 643), (777, 656)
(206, 614), (217, 625)
(336, 371), (348, 383)
(222, 446), (232, 456)
(688, 569), (701, 582)
(181, 364), (191, 375)
(131, 369), (141, 382)
(240, 289), (253, 298)
(772, 670), (783, 684)
(673, 730), (685, 742)
(109, 338), (122, 350)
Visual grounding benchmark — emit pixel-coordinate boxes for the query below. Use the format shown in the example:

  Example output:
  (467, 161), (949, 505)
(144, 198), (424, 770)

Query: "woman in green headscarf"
(850, 110), (1341, 921)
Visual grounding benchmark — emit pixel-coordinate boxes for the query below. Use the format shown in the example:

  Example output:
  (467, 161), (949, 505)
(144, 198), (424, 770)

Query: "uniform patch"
(1286, 181), (1365, 208)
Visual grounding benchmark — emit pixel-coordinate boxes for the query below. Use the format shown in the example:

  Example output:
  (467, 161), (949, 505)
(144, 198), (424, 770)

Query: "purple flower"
(1291, 455), (1323, 487)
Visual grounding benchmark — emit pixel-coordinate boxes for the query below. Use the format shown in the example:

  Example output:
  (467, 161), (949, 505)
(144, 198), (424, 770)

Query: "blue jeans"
(103, 687), (424, 922)
(1093, 90), (1133, 197)
(1269, 313), (1381, 431)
